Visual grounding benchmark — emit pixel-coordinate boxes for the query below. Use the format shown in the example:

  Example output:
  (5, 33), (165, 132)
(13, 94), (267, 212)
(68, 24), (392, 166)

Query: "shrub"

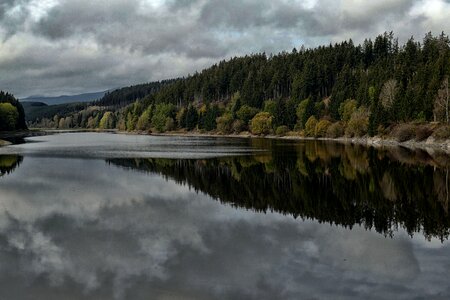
(165, 117), (175, 131)
(326, 122), (345, 138)
(304, 116), (318, 137)
(263, 100), (277, 115)
(315, 119), (331, 137)
(237, 105), (259, 124)
(250, 112), (273, 135)
(415, 125), (433, 141)
(232, 119), (246, 133)
(275, 125), (289, 136)
(338, 99), (357, 122)
(391, 124), (416, 142)
(433, 126), (450, 140)
(216, 113), (233, 134)
(345, 108), (369, 137)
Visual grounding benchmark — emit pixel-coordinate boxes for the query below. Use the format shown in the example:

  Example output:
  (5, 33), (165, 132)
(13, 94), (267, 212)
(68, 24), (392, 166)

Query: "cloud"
(0, 0), (448, 97)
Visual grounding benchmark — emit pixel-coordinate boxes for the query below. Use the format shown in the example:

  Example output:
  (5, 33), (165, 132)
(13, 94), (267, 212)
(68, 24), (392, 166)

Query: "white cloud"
(0, 0), (448, 97)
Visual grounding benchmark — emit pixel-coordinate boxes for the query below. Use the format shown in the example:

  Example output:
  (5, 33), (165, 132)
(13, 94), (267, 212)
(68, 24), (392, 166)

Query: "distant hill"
(20, 90), (109, 105)
(22, 101), (88, 122)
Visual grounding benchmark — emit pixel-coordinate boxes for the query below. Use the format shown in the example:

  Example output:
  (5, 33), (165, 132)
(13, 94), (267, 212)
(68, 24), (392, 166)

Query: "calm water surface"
(0, 132), (450, 299)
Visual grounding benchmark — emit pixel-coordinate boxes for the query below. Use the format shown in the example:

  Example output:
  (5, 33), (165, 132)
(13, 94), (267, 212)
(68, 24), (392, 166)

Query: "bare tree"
(434, 76), (449, 123)
(380, 79), (397, 109)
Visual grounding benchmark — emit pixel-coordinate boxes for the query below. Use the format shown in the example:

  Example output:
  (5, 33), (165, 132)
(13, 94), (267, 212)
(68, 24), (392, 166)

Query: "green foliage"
(185, 105), (199, 130)
(263, 100), (276, 115)
(136, 107), (152, 130)
(229, 92), (241, 118)
(236, 105), (259, 125)
(176, 107), (187, 128)
(315, 119), (331, 137)
(296, 98), (314, 129)
(0, 91), (26, 130)
(250, 112), (273, 135)
(151, 103), (176, 132)
(0, 103), (19, 131)
(216, 113), (233, 134)
(339, 99), (357, 122)
(126, 112), (136, 131)
(99, 111), (115, 129)
(275, 125), (289, 136)
(200, 104), (220, 131)
(304, 116), (318, 137)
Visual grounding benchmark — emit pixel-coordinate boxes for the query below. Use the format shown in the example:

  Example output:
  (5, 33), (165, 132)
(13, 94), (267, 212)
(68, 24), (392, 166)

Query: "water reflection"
(108, 141), (450, 240)
(1, 136), (450, 299)
(0, 155), (22, 177)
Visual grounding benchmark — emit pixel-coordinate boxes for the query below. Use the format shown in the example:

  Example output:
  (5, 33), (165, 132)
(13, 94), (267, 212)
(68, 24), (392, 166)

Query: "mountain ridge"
(20, 90), (111, 105)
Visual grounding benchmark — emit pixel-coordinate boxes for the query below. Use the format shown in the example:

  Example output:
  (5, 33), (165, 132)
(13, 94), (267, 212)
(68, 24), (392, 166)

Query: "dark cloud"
(0, 0), (448, 97)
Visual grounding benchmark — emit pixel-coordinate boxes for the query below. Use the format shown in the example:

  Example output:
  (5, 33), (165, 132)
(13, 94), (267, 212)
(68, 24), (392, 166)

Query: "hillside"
(21, 90), (109, 105)
(22, 101), (89, 123)
(29, 32), (450, 141)
(94, 81), (174, 108)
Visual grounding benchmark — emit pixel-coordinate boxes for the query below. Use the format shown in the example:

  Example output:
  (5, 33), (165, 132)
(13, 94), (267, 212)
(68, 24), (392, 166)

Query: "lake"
(0, 132), (450, 299)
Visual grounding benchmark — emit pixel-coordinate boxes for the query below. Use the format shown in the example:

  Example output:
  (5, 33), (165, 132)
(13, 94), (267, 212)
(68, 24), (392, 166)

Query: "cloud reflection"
(0, 156), (448, 299)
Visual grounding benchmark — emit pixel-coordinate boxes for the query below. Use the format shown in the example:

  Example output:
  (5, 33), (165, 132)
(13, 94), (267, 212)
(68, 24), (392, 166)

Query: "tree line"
(30, 32), (450, 139)
(0, 91), (27, 131)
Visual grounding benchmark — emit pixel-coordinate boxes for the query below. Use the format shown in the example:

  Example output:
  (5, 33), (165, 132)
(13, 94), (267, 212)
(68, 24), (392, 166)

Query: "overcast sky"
(0, 0), (449, 98)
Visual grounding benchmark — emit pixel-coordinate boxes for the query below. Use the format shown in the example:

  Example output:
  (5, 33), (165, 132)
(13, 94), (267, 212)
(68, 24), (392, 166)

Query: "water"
(0, 132), (450, 299)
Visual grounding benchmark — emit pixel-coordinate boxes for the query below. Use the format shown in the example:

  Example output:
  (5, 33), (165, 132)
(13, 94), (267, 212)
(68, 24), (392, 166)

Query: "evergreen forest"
(28, 32), (450, 141)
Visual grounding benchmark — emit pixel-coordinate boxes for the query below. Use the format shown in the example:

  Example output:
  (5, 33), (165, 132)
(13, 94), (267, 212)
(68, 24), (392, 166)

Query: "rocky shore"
(148, 130), (450, 154)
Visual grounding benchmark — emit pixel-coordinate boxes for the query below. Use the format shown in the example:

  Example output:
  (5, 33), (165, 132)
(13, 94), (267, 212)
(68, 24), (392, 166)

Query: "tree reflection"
(0, 155), (22, 177)
(108, 141), (450, 241)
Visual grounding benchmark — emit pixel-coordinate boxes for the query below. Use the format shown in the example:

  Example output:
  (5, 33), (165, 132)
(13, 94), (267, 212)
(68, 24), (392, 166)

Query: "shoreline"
(15, 128), (450, 154)
(148, 130), (450, 154)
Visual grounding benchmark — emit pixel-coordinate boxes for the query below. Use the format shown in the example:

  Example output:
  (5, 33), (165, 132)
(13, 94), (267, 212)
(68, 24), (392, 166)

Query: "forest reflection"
(108, 140), (450, 241)
(0, 155), (22, 177)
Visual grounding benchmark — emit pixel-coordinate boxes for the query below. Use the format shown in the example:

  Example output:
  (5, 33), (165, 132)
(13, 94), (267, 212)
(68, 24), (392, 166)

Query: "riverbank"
(24, 127), (450, 154)
(147, 130), (450, 154)
(0, 130), (49, 147)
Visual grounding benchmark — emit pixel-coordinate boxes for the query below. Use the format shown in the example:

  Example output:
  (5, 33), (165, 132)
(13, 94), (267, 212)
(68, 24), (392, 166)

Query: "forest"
(0, 91), (27, 131)
(29, 32), (450, 141)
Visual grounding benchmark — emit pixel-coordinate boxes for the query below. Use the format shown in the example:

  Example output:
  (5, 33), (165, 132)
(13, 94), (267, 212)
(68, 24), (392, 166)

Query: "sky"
(0, 0), (449, 98)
